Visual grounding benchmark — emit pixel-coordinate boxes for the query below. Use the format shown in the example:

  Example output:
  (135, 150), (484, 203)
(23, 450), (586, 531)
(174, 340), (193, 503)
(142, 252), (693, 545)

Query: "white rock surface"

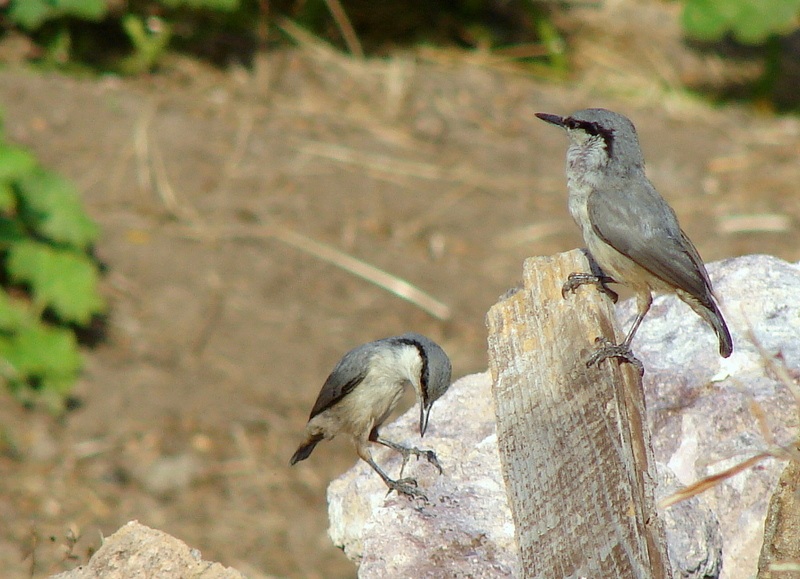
(327, 255), (800, 579)
(50, 521), (249, 579)
(624, 255), (800, 578)
(327, 371), (519, 577)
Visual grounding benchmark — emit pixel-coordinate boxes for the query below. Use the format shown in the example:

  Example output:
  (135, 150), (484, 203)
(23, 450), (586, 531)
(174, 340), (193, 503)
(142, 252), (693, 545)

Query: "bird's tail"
(685, 294), (733, 358)
(290, 433), (324, 465)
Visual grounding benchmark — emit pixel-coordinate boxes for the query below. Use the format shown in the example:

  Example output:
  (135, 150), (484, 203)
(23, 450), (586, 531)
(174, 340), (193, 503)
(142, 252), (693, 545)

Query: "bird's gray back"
(588, 176), (713, 300)
(562, 108), (714, 301)
(307, 342), (375, 419)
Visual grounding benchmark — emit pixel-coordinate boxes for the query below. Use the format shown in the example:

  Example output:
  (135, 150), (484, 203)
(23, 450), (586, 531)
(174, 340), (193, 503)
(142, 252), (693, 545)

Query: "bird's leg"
(562, 252), (619, 302)
(361, 455), (428, 502)
(562, 272), (618, 301)
(375, 436), (443, 475)
(586, 292), (650, 376)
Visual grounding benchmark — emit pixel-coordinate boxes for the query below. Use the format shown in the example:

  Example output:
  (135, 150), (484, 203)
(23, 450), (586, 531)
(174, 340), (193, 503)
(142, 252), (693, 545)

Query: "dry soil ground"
(0, 5), (799, 578)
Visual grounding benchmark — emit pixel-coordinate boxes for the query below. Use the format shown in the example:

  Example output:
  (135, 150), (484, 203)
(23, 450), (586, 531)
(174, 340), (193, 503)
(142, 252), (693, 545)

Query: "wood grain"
(486, 249), (671, 578)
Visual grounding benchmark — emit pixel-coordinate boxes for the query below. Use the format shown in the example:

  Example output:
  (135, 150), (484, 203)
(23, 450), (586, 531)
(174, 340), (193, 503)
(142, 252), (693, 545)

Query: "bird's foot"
(400, 446), (443, 474)
(379, 438), (443, 475)
(562, 272), (619, 303)
(586, 337), (644, 377)
(385, 477), (428, 502)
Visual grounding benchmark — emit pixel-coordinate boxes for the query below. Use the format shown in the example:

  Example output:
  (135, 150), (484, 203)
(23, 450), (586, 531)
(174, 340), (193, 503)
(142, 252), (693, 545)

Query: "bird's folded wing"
(587, 183), (712, 301)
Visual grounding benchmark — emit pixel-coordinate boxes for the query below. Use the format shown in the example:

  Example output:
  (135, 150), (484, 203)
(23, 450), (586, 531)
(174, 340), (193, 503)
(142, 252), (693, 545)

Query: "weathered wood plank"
(486, 249), (670, 579)
(758, 459), (800, 578)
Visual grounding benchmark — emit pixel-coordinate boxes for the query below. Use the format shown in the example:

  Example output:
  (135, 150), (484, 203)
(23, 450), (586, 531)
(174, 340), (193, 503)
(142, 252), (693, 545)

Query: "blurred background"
(0, 0), (799, 577)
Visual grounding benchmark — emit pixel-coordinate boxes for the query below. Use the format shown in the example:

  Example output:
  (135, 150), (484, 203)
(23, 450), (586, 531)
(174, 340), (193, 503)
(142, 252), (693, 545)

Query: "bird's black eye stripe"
(566, 118), (601, 136)
(564, 117), (582, 131)
(395, 337), (430, 404)
(565, 117), (615, 155)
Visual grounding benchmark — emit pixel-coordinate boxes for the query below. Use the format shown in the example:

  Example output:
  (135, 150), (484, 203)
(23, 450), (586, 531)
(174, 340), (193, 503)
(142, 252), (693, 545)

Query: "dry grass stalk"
(716, 214), (792, 234)
(295, 140), (446, 181)
(276, 17), (375, 79)
(133, 90), (450, 322)
(295, 139), (532, 192)
(322, 0), (364, 59)
(658, 452), (771, 509)
(267, 225), (452, 320)
(176, 223), (451, 321)
(660, 329), (800, 509)
(134, 100), (202, 224)
(493, 220), (571, 249)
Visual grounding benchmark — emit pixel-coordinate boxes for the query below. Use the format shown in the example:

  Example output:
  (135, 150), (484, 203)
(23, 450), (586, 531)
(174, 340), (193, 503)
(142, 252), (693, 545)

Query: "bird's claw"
(394, 445), (443, 475)
(385, 477), (428, 502)
(409, 447), (442, 474)
(586, 337), (644, 377)
(562, 272), (619, 303)
(422, 449), (443, 474)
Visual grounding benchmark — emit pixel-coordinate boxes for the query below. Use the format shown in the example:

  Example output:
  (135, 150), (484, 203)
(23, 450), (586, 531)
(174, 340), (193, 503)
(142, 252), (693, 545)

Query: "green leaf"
(119, 14), (173, 74)
(0, 183), (16, 213)
(16, 169), (99, 249)
(8, 0), (53, 30)
(7, 0), (106, 29)
(0, 324), (81, 381)
(56, 0), (107, 21)
(0, 217), (28, 246)
(160, 0), (240, 11)
(0, 144), (37, 182)
(682, 0), (800, 44)
(38, 375), (79, 396)
(7, 241), (105, 325)
(0, 291), (33, 332)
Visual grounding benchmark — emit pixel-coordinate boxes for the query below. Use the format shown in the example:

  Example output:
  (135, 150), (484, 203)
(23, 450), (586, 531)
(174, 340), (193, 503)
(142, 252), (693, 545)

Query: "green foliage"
(9, 0), (107, 30)
(0, 114), (105, 410)
(8, 241), (104, 325)
(6, 0), (240, 72)
(118, 15), (174, 75)
(15, 169), (99, 249)
(4, 0), (558, 73)
(160, 0), (240, 9)
(682, 0), (800, 44)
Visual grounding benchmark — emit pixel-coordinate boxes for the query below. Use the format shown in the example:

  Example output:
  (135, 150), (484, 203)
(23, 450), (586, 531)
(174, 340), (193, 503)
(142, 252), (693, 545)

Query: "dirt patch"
(0, 10), (799, 577)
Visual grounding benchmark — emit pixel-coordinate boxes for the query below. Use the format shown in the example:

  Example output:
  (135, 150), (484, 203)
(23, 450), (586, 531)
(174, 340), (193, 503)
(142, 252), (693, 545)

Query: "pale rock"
(327, 255), (800, 579)
(327, 372), (519, 577)
(49, 521), (248, 579)
(624, 255), (800, 578)
(657, 463), (722, 579)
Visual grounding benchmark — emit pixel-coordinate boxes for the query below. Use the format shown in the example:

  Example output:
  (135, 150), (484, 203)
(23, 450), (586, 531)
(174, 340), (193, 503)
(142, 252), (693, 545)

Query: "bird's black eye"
(565, 118), (601, 136)
(566, 118), (615, 154)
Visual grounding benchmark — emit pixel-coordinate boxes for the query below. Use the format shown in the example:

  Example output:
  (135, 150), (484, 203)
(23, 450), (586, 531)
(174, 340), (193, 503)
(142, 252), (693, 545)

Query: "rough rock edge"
(49, 521), (246, 579)
(328, 255), (800, 579)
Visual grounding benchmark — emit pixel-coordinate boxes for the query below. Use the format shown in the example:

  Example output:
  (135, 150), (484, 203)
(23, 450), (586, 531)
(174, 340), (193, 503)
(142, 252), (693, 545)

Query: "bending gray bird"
(290, 333), (452, 500)
(535, 108), (733, 371)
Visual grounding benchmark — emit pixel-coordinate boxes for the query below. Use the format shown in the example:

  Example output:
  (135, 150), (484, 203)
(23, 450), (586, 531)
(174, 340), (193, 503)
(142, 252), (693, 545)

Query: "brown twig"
(177, 223), (452, 321)
(322, 0), (364, 59)
(133, 100), (201, 223)
(658, 452), (771, 509)
(294, 139), (530, 192)
(213, 107), (255, 200)
(661, 323), (800, 509)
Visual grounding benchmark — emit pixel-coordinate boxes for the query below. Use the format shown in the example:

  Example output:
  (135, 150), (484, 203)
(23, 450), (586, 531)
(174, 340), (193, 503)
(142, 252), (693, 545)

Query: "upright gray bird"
(535, 108), (733, 371)
(290, 333), (452, 500)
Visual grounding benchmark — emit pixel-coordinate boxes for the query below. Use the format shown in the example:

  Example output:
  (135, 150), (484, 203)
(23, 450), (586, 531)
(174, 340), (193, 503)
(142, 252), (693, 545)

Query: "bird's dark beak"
(535, 112), (566, 127)
(419, 402), (432, 437)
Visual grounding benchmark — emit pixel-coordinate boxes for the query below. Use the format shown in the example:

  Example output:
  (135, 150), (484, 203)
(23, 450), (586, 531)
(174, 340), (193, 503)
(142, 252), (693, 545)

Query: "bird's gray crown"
(393, 332), (452, 408)
(566, 108), (644, 167)
(536, 108), (646, 169)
